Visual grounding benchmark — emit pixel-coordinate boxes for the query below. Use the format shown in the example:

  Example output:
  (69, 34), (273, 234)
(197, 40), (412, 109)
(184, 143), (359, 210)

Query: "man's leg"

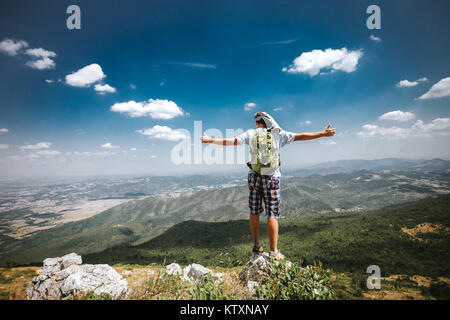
(249, 214), (260, 245)
(248, 172), (263, 252)
(267, 217), (278, 252)
(262, 175), (281, 255)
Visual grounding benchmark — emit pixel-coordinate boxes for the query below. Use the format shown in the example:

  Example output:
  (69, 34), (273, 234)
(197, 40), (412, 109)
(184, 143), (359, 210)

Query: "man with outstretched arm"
(200, 112), (335, 260)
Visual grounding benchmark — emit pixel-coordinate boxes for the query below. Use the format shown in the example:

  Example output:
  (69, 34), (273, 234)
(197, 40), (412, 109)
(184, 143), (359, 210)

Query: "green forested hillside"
(85, 195), (450, 281)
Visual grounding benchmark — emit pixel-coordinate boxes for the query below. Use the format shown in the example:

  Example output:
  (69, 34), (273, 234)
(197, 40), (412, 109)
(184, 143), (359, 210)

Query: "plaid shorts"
(247, 171), (281, 219)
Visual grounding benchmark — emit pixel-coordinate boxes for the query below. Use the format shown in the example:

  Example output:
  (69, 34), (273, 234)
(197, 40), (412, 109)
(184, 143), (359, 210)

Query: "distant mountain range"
(286, 158), (450, 176)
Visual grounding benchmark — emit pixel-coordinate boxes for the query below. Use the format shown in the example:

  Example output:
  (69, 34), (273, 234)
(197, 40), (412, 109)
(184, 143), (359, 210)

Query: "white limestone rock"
(27, 254), (127, 300)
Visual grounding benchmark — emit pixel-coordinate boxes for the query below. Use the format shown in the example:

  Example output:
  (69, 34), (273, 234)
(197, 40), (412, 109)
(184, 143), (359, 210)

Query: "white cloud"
(149, 155), (157, 159)
(0, 39), (56, 70)
(396, 77), (428, 88)
(65, 64), (106, 87)
(0, 144), (9, 150)
(25, 48), (56, 58)
(101, 142), (120, 149)
(130, 84), (136, 89)
(45, 79), (54, 83)
(300, 120), (312, 125)
(129, 147), (137, 151)
(369, 35), (381, 42)
(24, 47), (57, 70)
(396, 80), (418, 88)
(0, 128), (8, 134)
(282, 48), (363, 76)
(137, 125), (188, 141)
(94, 83), (116, 94)
(26, 57), (55, 70)
(417, 77), (450, 100)
(20, 142), (52, 150)
(111, 99), (184, 119)
(379, 110), (416, 122)
(244, 102), (256, 111)
(273, 107), (283, 112)
(357, 118), (450, 139)
(0, 38), (28, 56)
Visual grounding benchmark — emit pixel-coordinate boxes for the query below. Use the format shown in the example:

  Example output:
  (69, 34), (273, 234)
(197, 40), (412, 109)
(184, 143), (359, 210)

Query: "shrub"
(255, 260), (334, 300)
(143, 272), (191, 300)
(189, 274), (231, 300)
(0, 272), (12, 284)
(0, 291), (10, 300)
(5, 260), (18, 268)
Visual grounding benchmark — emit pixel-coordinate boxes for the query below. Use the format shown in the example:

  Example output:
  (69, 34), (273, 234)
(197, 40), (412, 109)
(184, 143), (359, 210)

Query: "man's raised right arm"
(200, 135), (239, 146)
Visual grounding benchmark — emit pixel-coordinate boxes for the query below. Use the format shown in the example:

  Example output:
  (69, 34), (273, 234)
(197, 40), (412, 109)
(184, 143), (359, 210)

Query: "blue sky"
(0, 0), (449, 176)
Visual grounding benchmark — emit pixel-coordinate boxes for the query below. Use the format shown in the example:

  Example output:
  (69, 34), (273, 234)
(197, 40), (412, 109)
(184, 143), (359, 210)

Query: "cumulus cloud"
(26, 57), (55, 70)
(379, 110), (416, 122)
(244, 102), (256, 111)
(0, 39), (56, 70)
(101, 142), (120, 149)
(0, 38), (28, 56)
(396, 77), (428, 88)
(369, 35), (381, 42)
(24, 47), (57, 70)
(282, 48), (363, 76)
(357, 118), (450, 139)
(65, 64), (106, 87)
(417, 77), (450, 100)
(20, 142), (52, 150)
(111, 99), (184, 120)
(0, 128), (8, 134)
(137, 125), (188, 141)
(396, 80), (418, 88)
(94, 83), (116, 94)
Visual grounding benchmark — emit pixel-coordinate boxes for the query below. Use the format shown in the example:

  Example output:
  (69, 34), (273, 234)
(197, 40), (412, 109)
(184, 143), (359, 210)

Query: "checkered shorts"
(247, 171), (281, 219)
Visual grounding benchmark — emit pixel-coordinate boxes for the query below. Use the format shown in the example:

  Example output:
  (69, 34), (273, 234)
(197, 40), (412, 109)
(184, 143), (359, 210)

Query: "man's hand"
(322, 124), (336, 137)
(200, 135), (213, 143)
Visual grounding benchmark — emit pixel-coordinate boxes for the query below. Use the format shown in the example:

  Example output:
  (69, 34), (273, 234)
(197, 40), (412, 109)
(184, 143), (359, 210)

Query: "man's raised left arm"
(293, 124), (336, 141)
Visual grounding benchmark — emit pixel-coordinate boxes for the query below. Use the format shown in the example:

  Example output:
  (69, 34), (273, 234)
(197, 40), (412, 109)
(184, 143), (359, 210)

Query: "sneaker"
(270, 250), (285, 261)
(252, 244), (263, 255)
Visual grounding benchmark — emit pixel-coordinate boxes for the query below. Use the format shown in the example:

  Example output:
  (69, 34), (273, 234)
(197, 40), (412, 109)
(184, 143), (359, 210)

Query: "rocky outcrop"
(164, 263), (224, 283)
(27, 253), (128, 300)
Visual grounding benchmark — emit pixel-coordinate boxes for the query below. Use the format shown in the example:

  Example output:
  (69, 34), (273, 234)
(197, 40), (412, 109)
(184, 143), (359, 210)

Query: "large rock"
(27, 253), (128, 300)
(183, 263), (212, 284)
